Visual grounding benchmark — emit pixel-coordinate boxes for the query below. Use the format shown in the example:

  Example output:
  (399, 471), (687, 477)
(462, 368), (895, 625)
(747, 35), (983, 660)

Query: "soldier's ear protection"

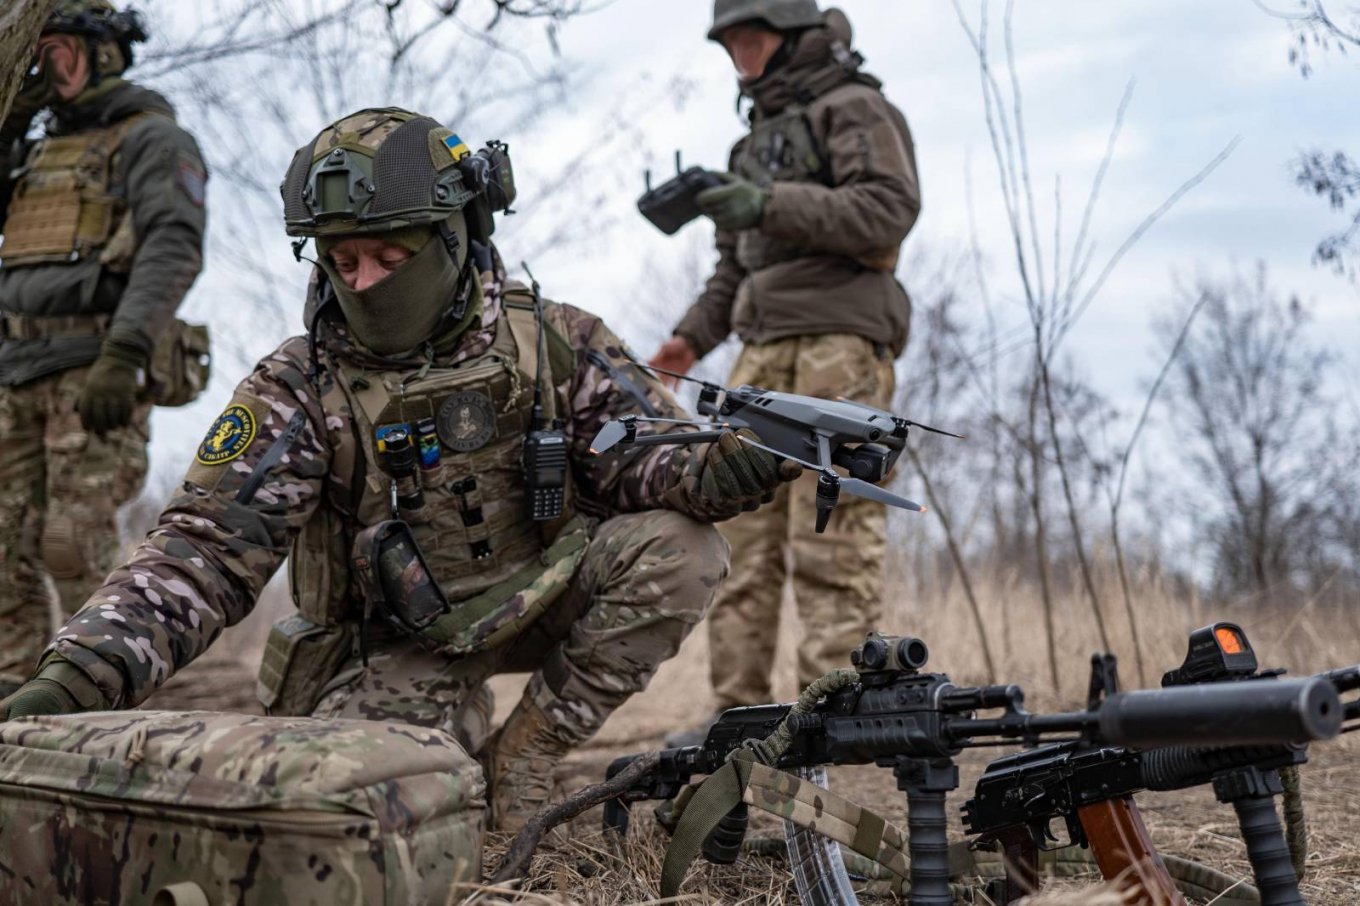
(456, 140), (517, 244)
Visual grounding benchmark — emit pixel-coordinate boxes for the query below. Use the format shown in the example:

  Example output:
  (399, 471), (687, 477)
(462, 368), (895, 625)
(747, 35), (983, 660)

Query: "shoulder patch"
(177, 158), (207, 207)
(197, 404), (257, 466)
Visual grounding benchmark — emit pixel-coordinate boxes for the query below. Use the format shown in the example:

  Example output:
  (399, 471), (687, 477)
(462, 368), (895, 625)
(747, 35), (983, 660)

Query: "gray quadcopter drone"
(589, 366), (961, 533)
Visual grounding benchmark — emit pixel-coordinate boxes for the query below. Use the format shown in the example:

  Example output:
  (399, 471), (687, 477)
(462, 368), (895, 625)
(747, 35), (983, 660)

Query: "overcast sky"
(540, 0), (1360, 371)
(147, 0), (1360, 486)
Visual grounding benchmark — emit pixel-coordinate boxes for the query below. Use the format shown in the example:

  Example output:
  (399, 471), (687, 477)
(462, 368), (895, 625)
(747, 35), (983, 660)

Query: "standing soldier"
(0, 0), (209, 696)
(651, 1), (920, 742)
(0, 108), (797, 831)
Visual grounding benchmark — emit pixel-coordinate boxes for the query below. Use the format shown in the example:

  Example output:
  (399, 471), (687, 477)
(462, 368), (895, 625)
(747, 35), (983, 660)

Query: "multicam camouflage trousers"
(0, 365), (152, 687)
(312, 510), (729, 752)
(709, 333), (895, 708)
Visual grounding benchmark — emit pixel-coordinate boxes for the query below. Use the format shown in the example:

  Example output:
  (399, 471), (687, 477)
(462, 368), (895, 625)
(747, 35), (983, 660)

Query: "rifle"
(964, 623), (1360, 906)
(603, 628), (1354, 906)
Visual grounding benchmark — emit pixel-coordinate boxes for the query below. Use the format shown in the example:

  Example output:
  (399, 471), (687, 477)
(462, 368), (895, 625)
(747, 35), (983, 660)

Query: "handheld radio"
(521, 265), (568, 521)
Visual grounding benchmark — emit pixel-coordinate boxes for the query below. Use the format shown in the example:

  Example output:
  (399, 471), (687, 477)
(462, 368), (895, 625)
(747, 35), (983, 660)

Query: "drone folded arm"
(628, 430), (730, 447)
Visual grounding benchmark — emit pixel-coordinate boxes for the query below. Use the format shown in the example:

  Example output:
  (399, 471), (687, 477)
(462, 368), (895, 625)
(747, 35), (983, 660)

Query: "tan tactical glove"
(691, 429), (801, 520)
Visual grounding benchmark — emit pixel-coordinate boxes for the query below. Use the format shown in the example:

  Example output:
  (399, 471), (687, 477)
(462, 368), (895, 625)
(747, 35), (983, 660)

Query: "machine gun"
(963, 623), (1360, 906)
(603, 629), (1355, 906)
(636, 152), (725, 235)
(590, 376), (961, 532)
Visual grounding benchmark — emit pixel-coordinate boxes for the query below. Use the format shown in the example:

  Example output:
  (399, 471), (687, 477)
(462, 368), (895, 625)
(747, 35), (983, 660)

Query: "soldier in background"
(651, 0), (920, 743)
(0, 108), (797, 831)
(0, 0), (208, 696)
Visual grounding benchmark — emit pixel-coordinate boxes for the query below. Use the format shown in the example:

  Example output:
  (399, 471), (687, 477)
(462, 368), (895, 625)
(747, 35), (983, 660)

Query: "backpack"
(0, 710), (485, 904)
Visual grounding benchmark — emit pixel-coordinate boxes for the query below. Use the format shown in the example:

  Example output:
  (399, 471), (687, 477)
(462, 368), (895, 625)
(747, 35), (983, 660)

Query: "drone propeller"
(893, 417), (966, 440)
(829, 397), (965, 440)
(734, 435), (927, 517)
(637, 362), (723, 390)
(590, 420), (633, 455)
(841, 476), (927, 512)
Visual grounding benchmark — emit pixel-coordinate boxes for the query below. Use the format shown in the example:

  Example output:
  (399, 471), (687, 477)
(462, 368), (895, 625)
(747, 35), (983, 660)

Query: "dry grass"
(151, 553), (1360, 904)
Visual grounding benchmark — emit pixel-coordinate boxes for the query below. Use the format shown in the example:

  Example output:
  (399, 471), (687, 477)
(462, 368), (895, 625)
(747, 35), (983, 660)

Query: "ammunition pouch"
(352, 520), (450, 635)
(256, 614), (354, 716)
(356, 515), (591, 657)
(148, 318), (211, 408)
(420, 515), (589, 654)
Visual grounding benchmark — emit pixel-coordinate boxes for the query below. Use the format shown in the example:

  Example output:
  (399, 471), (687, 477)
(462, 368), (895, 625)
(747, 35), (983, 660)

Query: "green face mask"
(319, 233), (469, 356)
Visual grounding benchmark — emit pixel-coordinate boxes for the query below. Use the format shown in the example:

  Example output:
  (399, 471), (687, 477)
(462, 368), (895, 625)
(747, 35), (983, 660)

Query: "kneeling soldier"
(0, 109), (796, 831)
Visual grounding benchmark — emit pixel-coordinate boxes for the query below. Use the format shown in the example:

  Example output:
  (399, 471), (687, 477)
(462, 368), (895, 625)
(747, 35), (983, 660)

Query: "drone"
(589, 366), (962, 533)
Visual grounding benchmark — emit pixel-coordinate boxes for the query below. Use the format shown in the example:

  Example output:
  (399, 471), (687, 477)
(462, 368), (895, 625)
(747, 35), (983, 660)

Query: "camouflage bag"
(0, 710), (485, 905)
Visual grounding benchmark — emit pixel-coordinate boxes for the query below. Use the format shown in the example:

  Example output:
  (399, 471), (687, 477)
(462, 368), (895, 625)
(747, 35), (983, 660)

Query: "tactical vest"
(733, 59), (905, 275)
(1, 112), (156, 269)
(289, 291), (586, 656)
(732, 100), (828, 276)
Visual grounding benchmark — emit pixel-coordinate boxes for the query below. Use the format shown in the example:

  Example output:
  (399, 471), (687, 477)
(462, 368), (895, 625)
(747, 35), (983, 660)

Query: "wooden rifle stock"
(1077, 796), (1185, 905)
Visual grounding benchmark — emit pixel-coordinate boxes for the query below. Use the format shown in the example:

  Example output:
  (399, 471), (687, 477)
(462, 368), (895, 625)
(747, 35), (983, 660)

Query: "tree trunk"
(0, 0), (57, 124)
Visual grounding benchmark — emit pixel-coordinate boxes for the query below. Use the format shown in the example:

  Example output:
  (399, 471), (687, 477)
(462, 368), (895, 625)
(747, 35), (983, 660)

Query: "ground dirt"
(145, 584), (1360, 906)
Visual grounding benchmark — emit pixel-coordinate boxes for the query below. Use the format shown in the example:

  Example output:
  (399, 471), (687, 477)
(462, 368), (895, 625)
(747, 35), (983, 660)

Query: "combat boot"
(485, 691), (573, 832)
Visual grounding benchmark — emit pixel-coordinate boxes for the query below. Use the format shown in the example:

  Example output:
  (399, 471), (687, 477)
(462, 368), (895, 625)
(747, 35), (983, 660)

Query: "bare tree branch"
(0, 0), (58, 124)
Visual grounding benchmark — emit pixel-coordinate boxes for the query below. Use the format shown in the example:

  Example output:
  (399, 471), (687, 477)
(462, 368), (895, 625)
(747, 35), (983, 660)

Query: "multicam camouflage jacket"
(46, 266), (721, 709)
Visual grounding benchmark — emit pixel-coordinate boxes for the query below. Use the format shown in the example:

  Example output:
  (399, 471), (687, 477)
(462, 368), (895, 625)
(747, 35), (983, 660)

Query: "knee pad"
(40, 514), (85, 580)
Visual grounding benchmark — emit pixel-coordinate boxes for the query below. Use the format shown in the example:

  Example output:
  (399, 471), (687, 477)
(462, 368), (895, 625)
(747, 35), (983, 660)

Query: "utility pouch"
(352, 519), (450, 635)
(256, 614), (354, 716)
(149, 318), (212, 407)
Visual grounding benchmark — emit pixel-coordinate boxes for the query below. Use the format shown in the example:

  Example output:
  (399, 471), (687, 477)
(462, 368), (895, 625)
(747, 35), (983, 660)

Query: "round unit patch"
(437, 391), (497, 453)
(196, 405), (257, 465)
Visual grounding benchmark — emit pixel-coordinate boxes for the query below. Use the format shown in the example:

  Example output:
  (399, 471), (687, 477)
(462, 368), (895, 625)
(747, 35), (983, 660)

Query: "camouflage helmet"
(43, 0), (148, 72)
(280, 108), (515, 242)
(708, 0), (822, 41)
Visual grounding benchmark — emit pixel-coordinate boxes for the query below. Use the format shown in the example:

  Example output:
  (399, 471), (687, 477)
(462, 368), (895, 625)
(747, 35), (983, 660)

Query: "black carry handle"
(1098, 677), (1342, 749)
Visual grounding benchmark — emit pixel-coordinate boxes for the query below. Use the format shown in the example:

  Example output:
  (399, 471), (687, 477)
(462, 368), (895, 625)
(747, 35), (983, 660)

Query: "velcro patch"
(177, 160), (207, 207)
(196, 404), (257, 466)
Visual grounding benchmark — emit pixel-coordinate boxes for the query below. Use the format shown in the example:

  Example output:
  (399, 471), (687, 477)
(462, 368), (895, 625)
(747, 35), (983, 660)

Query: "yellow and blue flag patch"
(444, 134), (470, 161)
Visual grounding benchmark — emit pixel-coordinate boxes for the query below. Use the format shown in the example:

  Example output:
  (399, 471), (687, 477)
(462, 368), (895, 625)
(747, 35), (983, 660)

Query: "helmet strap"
(85, 35), (102, 88)
(438, 219), (472, 324)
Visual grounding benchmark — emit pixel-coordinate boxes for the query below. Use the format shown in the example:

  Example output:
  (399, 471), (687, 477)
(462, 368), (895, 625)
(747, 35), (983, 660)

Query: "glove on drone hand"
(693, 429), (801, 519)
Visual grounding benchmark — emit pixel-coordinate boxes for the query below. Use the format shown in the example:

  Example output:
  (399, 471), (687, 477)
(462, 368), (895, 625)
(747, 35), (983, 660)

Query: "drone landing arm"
(816, 434), (834, 471)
